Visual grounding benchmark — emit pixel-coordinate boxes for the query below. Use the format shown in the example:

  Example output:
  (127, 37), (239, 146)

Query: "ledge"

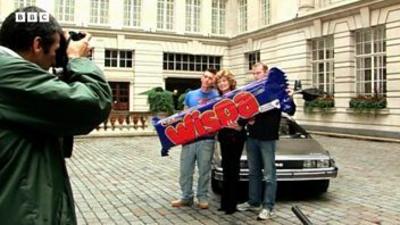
(302, 125), (400, 140)
(346, 108), (390, 115)
(304, 107), (337, 114)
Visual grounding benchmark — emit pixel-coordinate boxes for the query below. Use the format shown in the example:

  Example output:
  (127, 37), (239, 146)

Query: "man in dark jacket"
(237, 62), (280, 220)
(0, 6), (112, 225)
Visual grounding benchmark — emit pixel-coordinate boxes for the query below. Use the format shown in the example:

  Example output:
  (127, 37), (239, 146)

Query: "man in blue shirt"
(171, 68), (218, 209)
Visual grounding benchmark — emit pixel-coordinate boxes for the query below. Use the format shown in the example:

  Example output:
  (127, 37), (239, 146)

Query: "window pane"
(112, 59), (117, 67)
(364, 42), (371, 54)
(196, 63), (201, 71)
(168, 62), (174, 70)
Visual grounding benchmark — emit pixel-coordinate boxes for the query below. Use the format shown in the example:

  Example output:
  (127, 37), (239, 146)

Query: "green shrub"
(304, 95), (335, 111)
(176, 89), (191, 110)
(146, 87), (174, 115)
(349, 95), (386, 110)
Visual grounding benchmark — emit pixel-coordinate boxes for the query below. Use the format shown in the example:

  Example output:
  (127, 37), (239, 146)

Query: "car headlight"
(213, 143), (222, 167)
(303, 159), (330, 168)
(316, 159), (330, 168)
(303, 160), (316, 168)
(330, 159), (336, 167)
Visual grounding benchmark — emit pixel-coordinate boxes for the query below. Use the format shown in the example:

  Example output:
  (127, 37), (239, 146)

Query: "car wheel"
(211, 177), (222, 194)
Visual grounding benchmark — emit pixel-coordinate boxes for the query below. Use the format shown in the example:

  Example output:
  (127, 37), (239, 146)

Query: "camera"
(54, 31), (86, 79)
(68, 31), (86, 41)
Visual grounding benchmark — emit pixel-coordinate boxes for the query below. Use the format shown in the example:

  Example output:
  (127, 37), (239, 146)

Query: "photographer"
(0, 6), (112, 225)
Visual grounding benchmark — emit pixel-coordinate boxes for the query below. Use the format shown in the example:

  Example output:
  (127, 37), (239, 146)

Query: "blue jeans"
(179, 139), (215, 203)
(246, 138), (277, 210)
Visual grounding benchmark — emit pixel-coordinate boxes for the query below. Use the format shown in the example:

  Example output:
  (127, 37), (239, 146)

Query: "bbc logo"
(15, 12), (49, 22)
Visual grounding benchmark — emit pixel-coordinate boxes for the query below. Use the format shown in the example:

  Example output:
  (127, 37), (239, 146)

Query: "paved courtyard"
(67, 135), (400, 225)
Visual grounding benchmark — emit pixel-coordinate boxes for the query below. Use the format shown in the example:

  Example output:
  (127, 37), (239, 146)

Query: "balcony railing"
(88, 111), (155, 137)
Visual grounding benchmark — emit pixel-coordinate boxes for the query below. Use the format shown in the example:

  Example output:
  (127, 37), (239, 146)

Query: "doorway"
(165, 78), (200, 110)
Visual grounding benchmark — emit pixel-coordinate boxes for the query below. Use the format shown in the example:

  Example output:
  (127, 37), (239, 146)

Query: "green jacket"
(0, 46), (112, 225)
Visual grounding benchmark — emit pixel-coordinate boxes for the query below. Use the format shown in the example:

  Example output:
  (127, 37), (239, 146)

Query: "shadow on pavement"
(216, 181), (330, 203)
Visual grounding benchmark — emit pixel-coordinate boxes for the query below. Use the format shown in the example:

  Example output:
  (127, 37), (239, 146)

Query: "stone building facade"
(0, 0), (399, 137)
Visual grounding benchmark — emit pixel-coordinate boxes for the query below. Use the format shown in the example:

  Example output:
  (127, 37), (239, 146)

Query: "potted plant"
(349, 95), (387, 112)
(142, 87), (174, 117)
(304, 95), (335, 113)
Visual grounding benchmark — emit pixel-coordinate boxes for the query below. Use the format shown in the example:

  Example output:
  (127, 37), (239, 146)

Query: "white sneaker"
(257, 209), (276, 220)
(237, 202), (261, 211)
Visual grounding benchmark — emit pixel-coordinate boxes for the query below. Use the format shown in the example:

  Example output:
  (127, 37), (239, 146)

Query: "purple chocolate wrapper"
(153, 67), (294, 156)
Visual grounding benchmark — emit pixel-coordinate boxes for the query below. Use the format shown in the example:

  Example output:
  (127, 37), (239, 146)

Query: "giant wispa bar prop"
(153, 67), (294, 156)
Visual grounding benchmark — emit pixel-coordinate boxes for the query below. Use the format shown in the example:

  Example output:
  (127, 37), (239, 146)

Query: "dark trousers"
(220, 137), (245, 212)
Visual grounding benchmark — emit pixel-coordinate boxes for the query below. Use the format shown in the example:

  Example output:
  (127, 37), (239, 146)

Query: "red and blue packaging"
(153, 67), (294, 156)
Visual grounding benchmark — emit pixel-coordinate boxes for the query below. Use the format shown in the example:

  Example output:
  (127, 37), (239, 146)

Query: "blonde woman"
(215, 69), (246, 214)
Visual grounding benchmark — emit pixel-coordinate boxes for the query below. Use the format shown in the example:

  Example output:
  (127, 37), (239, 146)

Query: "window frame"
(246, 51), (260, 71)
(238, 0), (247, 32)
(311, 35), (335, 96)
(185, 0), (201, 32)
(109, 82), (130, 111)
(157, 0), (174, 30)
(90, 0), (109, 25)
(355, 26), (387, 97)
(163, 53), (222, 71)
(260, 0), (270, 26)
(15, 0), (36, 9)
(54, 0), (75, 23)
(211, 0), (226, 35)
(124, 0), (142, 27)
(105, 49), (134, 68)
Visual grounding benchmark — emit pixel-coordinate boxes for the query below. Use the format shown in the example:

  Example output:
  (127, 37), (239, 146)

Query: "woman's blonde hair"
(215, 69), (237, 94)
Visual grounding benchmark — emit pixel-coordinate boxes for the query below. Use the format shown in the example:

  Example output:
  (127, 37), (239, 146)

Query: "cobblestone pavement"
(67, 135), (400, 225)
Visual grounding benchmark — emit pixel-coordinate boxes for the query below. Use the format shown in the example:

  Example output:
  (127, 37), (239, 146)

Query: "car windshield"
(279, 116), (309, 139)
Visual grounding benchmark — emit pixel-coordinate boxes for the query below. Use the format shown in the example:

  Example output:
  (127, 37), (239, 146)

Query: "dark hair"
(206, 67), (218, 75)
(0, 6), (62, 53)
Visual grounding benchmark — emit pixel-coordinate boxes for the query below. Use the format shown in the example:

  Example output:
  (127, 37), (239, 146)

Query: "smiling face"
(215, 69), (237, 95)
(217, 77), (231, 94)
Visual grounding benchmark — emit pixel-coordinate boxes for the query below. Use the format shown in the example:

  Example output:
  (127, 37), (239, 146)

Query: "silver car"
(211, 113), (338, 194)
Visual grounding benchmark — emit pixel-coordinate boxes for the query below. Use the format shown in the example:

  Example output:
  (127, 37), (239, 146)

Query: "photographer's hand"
(66, 32), (92, 59)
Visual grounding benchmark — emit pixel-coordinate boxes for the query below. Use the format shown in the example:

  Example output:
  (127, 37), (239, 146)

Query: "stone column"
(298, 0), (315, 15)
(385, 11), (400, 111)
(333, 31), (354, 110)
